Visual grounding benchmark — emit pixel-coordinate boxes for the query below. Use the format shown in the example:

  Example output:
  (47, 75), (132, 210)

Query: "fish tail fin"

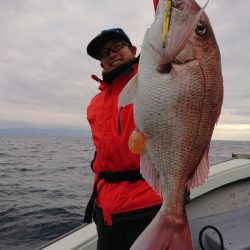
(130, 210), (193, 250)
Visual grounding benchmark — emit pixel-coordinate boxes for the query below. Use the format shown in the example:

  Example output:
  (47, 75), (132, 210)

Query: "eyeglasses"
(98, 41), (130, 59)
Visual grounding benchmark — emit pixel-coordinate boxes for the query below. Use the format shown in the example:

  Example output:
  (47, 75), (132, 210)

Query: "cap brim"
(87, 32), (132, 60)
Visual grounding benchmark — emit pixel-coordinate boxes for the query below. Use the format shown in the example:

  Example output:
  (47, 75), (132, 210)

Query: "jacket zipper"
(118, 107), (123, 135)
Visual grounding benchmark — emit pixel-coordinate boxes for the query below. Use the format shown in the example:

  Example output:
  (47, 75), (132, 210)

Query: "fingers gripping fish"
(118, 0), (223, 249)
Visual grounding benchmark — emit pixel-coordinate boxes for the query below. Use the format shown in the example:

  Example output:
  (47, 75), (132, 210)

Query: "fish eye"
(196, 21), (207, 36)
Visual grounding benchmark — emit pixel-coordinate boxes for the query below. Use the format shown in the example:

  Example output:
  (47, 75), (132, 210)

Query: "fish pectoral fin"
(118, 73), (138, 108)
(187, 146), (210, 189)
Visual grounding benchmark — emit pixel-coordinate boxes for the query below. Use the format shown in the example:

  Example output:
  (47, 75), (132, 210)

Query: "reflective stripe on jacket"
(87, 63), (162, 225)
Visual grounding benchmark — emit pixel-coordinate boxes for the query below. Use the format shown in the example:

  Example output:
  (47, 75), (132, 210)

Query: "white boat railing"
(39, 223), (97, 250)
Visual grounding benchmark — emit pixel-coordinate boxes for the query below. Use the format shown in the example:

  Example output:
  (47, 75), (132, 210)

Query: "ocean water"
(1, 137), (250, 250)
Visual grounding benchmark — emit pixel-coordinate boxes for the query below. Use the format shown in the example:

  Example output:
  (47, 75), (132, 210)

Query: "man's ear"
(131, 46), (137, 56)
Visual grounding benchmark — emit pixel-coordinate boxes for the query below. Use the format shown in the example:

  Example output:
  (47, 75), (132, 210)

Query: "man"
(84, 28), (162, 250)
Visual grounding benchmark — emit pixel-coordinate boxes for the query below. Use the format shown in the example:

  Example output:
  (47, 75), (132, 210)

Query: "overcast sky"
(1, 0), (250, 140)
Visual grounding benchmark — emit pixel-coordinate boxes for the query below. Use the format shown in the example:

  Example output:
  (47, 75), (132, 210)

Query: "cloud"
(0, 0), (250, 140)
(0, 0), (153, 129)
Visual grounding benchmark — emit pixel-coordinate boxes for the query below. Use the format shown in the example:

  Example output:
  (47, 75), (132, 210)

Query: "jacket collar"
(91, 56), (139, 91)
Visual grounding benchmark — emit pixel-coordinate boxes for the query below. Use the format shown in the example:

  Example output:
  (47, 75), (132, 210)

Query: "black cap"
(87, 28), (132, 60)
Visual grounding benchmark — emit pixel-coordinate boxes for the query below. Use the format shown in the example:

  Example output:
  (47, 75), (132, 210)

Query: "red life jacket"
(87, 62), (162, 225)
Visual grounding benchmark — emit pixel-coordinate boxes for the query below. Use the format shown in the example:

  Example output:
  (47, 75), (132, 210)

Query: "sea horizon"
(0, 127), (91, 137)
(1, 127), (250, 142)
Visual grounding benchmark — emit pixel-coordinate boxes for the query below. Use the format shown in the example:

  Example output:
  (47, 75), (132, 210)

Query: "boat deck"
(40, 154), (250, 250)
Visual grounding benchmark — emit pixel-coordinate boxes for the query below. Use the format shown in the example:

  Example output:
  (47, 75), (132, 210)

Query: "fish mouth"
(157, 63), (172, 73)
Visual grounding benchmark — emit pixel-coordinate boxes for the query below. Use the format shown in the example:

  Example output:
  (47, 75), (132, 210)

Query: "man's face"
(100, 40), (137, 71)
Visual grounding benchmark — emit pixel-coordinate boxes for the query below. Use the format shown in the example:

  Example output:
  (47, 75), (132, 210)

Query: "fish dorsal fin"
(118, 74), (138, 108)
(187, 146), (210, 189)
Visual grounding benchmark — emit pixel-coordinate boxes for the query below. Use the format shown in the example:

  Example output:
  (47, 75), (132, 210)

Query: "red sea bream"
(119, 0), (223, 249)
